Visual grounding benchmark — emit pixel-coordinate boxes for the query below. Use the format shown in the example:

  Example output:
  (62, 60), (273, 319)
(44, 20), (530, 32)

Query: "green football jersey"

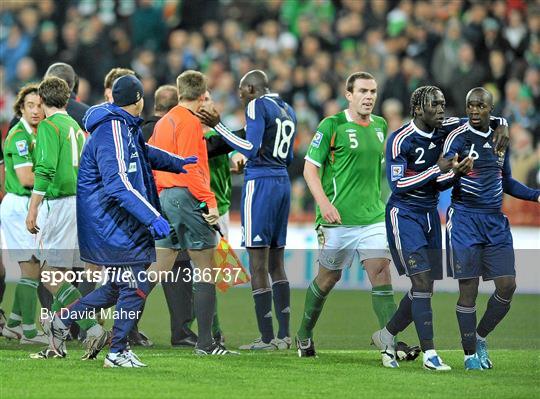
(33, 112), (85, 198)
(205, 130), (232, 216)
(3, 118), (36, 196)
(305, 110), (387, 226)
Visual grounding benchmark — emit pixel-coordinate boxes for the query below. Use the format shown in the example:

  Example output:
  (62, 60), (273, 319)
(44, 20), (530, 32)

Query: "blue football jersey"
(215, 93), (297, 179)
(443, 121), (539, 211)
(386, 118), (464, 210)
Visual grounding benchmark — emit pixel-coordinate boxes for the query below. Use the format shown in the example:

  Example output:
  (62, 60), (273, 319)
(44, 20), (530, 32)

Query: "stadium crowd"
(1, 0), (539, 214)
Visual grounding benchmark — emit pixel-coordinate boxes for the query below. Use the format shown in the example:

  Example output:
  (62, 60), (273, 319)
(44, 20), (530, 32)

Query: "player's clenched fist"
(320, 201), (341, 224)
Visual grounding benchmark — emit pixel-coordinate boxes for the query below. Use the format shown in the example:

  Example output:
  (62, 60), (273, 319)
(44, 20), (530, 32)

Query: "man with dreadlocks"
(371, 85), (509, 370)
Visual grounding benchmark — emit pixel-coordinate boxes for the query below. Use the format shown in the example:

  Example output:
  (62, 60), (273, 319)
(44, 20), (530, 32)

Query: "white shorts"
(37, 196), (82, 269)
(316, 222), (391, 271)
(0, 193), (38, 263)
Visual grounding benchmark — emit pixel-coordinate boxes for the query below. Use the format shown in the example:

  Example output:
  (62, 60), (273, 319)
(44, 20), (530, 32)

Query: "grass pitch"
(1, 285), (538, 399)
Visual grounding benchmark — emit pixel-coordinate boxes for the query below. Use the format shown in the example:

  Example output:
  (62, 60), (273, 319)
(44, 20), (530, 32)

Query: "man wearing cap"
(43, 75), (198, 368)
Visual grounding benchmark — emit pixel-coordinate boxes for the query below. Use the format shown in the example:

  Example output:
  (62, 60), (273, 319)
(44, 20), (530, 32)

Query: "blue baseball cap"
(112, 75), (144, 106)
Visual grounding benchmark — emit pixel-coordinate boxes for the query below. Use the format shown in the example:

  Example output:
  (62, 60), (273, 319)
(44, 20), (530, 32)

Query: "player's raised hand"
(177, 155), (198, 173)
(196, 106), (221, 128)
(437, 154), (457, 173)
(453, 155), (474, 176)
(493, 125), (509, 156)
(320, 201), (342, 224)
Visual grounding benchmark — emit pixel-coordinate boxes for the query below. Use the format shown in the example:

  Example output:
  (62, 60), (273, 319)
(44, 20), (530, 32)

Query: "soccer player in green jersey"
(24, 77), (108, 360)
(296, 72), (417, 361)
(1, 84), (49, 344)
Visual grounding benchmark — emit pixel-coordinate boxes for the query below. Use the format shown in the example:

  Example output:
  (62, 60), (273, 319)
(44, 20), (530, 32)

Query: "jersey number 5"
(273, 118), (295, 159)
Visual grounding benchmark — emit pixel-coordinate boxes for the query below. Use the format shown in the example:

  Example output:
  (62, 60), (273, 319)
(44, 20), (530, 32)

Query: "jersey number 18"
(273, 118), (295, 159)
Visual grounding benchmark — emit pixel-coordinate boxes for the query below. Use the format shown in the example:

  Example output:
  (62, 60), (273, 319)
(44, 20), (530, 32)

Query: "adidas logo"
(483, 142), (492, 149)
(264, 311), (273, 318)
(281, 307), (291, 314)
(253, 235), (262, 242)
(428, 142), (436, 149)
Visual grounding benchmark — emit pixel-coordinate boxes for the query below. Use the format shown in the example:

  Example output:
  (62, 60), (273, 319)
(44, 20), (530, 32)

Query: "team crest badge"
(375, 129), (384, 143)
(391, 164), (404, 181)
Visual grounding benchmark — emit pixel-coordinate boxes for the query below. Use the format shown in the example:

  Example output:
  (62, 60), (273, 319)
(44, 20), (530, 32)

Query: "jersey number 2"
(415, 148), (425, 164)
(273, 118), (295, 159)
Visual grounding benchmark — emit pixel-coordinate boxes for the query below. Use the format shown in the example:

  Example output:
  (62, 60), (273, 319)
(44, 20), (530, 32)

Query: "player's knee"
(496, 281), (516, 300)
(410, 273), (432, 293)
(317, 271), (341, 292)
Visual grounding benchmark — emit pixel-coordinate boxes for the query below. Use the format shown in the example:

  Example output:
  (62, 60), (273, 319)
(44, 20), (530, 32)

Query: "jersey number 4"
(273, 118), (295, 159)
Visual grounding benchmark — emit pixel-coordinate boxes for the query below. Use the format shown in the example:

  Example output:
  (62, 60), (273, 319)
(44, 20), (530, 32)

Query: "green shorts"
(156, 187), (217, 250)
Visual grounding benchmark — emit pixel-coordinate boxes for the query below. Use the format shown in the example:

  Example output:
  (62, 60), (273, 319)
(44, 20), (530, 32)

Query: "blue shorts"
(241, 176), (290, 248)
(386, 204), (443, 280)
(446, 207), (515, 281)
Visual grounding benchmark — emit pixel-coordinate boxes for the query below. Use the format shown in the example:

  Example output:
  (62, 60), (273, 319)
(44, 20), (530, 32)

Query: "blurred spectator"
(431, 18), (463, 91)
(448, 42), (486, 113)
(29, 21), (59, 76)
(0, 22), (31, 85)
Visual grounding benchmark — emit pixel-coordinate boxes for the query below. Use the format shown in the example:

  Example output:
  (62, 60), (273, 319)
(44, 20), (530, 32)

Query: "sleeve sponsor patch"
(311, 131), (323, 148)
(15, 140), (29, 156)
(391, 164), (404, 181)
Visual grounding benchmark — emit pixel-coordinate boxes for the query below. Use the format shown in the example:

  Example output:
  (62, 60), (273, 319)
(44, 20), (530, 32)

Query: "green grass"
(1, 285), (539, 399)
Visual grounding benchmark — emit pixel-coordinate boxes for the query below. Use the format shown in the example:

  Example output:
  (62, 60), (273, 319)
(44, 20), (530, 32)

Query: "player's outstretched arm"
(502, 150), (540, 202)
(95, 123), (162, 228)
(145, 143), (197, 174)
(303, 160), (341, 224)
(386, 133), (444, 194)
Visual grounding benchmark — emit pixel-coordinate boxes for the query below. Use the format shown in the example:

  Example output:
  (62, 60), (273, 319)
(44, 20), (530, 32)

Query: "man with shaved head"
(199, 69), (297, 350)
(443, 87), (540, 370)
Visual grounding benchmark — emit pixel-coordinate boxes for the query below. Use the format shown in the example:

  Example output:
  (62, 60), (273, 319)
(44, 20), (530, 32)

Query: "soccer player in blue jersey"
(372, 86), (508, 370)
(443, 87), (539, 370)
(199, 70), (297, 350)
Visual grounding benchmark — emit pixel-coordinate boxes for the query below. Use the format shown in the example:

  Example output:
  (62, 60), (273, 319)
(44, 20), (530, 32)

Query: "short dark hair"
(410, 85), (442, 118)
(346, 72), (376, 93)
(176, 70), (207, 101)
(45, 62), (76, 91)
(13, 84), (39, 117)
(104, 67), (135, 89)
(38, 77), (70, 108)
(154, 85), (178, 113)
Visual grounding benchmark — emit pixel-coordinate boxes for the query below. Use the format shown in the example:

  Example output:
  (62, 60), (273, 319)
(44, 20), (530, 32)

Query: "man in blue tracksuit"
(44, 75), (197, 368)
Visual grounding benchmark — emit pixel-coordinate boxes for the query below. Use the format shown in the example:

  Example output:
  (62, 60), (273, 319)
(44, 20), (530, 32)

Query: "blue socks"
(272, 280), (290, 339)
(456, 304), (477, 354)
(411, 291), (434, 351)
(253, 288), (274, 343)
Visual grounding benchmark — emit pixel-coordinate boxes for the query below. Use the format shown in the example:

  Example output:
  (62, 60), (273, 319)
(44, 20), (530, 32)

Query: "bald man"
(443, 87), (540, 370)
(199, 70), (297, 350)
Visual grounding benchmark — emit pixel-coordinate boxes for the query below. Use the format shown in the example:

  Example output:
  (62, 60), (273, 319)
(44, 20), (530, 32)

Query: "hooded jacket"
(79, 102), (187, 266)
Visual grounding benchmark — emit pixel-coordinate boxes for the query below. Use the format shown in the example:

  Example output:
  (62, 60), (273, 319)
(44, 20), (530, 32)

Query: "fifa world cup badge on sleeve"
(391, 164), (404, 181)
(16, 140), (29, 156)
(311, 131), (323, 148)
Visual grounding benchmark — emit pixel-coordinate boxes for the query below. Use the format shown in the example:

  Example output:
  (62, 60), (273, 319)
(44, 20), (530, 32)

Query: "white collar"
(411, 120), (434, 138)
(20, 117), (34, 134)
(467, 122), (492, 137)
(345, 109), (373, 123)
(47, 110), (68, 118)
